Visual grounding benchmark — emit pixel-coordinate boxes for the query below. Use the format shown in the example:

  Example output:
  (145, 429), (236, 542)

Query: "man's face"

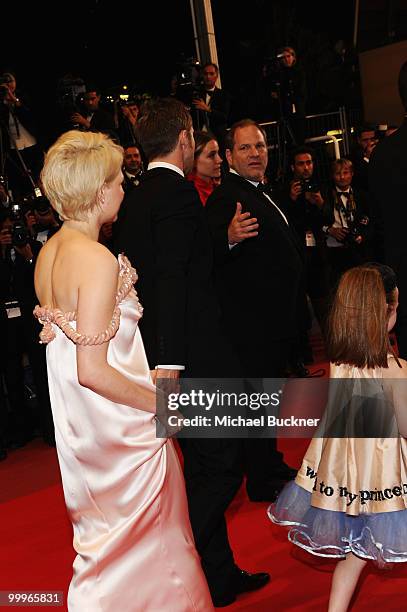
(333, 165), (353, 190)
(281, 50), (295, 68)
(226, 125), (268, 181)
(123, 147), (142, 174)
(83, 91), (100, 112)
(292, 153), (313, 179)
(358, 130), (378, 157)
(202, 65), (218, 90)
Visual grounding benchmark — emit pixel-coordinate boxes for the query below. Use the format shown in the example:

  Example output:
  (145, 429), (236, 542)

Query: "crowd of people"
(2, 55), (407, 611)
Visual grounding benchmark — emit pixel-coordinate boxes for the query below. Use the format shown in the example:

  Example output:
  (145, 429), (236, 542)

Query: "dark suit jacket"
(113, 167), (239, 377)
(205, 173), (304, 348)
(369, 121), (407, 355)
(369, 121), (407, 265)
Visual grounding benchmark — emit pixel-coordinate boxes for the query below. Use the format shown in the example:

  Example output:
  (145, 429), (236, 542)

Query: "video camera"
(8, 203), (31, 247)
(344, 215), (369, 245)
(56, 75), (86, 117)
(175, 56), (203, 107)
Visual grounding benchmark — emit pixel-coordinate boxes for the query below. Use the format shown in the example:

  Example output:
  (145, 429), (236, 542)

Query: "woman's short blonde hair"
(41, 130), (123, 221)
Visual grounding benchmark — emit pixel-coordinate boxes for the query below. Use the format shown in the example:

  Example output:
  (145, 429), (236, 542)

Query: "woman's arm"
(75, 245), (156, 414)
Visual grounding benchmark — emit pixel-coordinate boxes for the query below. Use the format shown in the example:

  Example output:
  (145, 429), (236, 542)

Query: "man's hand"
(15, 242), (34, 261)
(305, 190), (324, 208)
(0, 227), (12, 246)
(289, 180), (302, 201)
(328, 227), (349, 242)
(228, 202), (259, 245)
(192, 98), (210, 113)
(24, 211), (37, 236)
(71, 113), (90, 129)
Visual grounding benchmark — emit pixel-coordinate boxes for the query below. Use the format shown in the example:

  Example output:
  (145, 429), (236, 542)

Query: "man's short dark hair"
(290, 145), (315, 165)
(134, 97), (192, 161)
(225, 119), (267, 151)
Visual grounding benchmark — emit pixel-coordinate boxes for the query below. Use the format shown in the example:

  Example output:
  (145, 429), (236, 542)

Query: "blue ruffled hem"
(268, 481), (407, 566)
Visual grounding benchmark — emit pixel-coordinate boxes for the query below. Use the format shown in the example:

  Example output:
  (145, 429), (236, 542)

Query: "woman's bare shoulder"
(35, 233), (118, 309)
(384, 356), (407, 378)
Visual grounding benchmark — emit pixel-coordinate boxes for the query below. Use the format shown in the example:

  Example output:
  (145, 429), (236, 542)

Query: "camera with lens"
(300, 178), (319, 194)
(9, 203), (31, 247)
(345, 215), (369, 245)
(175, 56), (203, 108)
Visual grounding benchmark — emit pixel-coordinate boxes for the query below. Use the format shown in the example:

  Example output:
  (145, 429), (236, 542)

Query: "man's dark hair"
(84, 83), (101, 95)
(290, 145), (315, 165)
(134, 97), (192, 162)
(225, 119), (267, 151)
(398, 61), (407, 111)
(355, 123), (376, 138)
(202, 62), (219, 73)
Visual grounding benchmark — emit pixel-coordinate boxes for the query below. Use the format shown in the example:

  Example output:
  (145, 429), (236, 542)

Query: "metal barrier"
(259, 107), (357, 186)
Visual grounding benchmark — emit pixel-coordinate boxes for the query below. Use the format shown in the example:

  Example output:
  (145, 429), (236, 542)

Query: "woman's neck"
(62, 218), (101, 241)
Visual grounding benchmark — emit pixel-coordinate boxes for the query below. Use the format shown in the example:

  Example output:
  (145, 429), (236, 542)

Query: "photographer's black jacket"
(273, 182), (325, 250)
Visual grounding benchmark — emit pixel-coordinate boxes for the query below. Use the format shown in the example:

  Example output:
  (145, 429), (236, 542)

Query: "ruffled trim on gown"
(268, 481), (407, 566)
(34, 254), (141, 345)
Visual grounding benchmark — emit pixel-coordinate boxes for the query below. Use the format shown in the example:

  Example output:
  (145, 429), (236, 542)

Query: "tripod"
(0, 113), (39, 201)
(273, 79), (298, 183)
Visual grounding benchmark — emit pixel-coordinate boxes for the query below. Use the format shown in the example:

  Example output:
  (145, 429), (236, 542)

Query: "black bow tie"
(257, 182), (270, 194)
(337, 191), (351, 198)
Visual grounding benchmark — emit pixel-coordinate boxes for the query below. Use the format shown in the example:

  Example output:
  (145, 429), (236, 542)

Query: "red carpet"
(1, 336), (406, 610)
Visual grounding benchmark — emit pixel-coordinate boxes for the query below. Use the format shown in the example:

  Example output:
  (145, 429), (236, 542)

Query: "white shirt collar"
(229, 168), (259, 188)
(148, 161), (184, 177)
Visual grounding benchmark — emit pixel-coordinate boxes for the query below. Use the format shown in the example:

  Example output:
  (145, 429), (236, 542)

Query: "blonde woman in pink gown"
(34, 130), (213, 611)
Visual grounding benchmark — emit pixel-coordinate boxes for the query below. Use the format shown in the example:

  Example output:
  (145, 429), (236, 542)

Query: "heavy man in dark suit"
(206, 119), (304, 501)
(114, 98), (269, 607)
(369, 60), (407, 358)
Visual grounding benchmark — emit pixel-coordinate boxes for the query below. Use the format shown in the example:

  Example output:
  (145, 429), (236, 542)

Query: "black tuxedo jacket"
(369, 121), (407, 264)
(205, 172), (304, 345)
(114, 167), (239, 377)
(369, 121), (407, 355)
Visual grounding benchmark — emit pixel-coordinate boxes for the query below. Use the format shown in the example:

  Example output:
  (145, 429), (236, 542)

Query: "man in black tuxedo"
(192, 62), (231, 155)
(369, 61), (407, 358)
(206, 119), (304, 501)
(114, 98), (269, 607)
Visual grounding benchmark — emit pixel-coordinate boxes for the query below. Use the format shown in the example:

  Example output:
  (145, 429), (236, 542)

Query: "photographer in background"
(0, 72), (44, 200)
(322, 158), (373, 289)
(0, 200), (55, 453)
(350, 124), (378, 192)
(267, 46), (307, 145)
(192, 62), (231, 157)
(113, 98), (140, 145)
(70, 85), (116, 138)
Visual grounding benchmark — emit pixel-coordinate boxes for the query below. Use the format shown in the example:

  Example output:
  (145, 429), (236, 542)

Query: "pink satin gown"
(34, 255), (213, 612)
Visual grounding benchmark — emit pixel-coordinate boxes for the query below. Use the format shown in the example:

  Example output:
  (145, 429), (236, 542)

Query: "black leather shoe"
(211, 591), (236, 607)
(234, 568), (270, 594)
